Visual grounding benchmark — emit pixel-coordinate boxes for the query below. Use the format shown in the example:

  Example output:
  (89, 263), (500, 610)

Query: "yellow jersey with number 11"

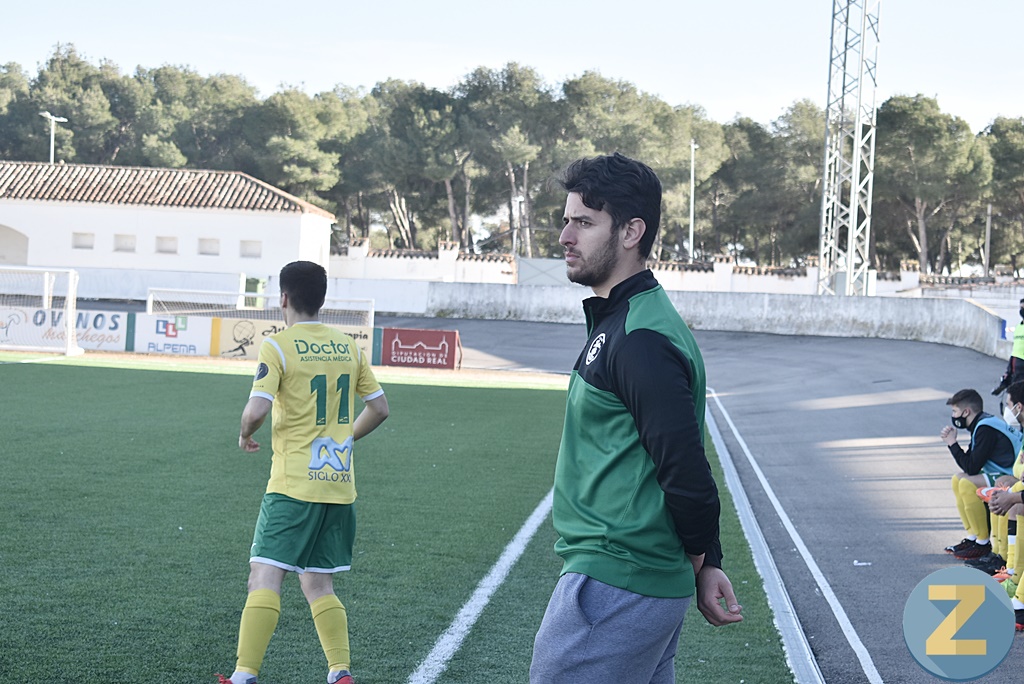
(249, 321), (383, 504)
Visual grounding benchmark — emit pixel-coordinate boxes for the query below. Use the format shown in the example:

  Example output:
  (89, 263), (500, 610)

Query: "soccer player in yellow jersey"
(219, 261), (389, 684)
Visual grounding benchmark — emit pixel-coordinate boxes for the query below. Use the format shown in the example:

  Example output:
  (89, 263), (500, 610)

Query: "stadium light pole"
(689, 139), (699, 263)
(39, 111), (68, 164)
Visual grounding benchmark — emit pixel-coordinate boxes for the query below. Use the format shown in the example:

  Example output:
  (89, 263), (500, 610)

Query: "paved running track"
(379, 315), (1021, 683)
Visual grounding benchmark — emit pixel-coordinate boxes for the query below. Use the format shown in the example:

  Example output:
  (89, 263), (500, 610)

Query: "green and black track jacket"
(552, 269), (722, 599)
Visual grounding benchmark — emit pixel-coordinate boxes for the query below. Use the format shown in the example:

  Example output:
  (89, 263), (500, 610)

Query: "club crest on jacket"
(586, 333), (606, 365)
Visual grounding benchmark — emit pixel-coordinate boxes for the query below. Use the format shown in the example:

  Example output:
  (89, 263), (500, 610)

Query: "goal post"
(0, 266), (84, 355)
(146, 288), (375, 328)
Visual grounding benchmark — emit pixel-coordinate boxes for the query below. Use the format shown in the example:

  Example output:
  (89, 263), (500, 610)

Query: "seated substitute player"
(942, 388), (1021, 560)
(989, 380), (1024, 631)
(218, 261), (389, 684)
(958, 396), (1024, 576)
(958, 400), (1024, 576)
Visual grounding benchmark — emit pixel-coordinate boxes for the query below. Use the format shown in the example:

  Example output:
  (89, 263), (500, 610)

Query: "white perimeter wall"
(330, 250), (515, 284)
(331, 252), (919, 296)
(331, 278), (1008, 359)
(2, 236), (1001, 357)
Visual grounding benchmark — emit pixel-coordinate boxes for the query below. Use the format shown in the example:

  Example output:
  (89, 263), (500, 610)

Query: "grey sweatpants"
(530, 572), (692, 684)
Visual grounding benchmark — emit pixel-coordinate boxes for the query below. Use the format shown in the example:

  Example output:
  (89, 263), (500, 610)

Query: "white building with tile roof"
(0, 161), (336, 285)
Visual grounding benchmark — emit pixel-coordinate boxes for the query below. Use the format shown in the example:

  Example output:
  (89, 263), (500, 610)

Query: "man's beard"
(566, 229), (620, 288)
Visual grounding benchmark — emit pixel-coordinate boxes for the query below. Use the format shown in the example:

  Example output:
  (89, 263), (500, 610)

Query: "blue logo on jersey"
(254, 363), (269, 381)
(309, 436), (353, 472)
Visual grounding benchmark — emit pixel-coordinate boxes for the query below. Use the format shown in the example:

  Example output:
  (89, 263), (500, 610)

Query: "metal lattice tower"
(818, 0), (880, 296)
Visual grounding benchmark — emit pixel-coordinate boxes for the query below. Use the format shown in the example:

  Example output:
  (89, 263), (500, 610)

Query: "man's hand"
(940, 426), (957, 446)
(989, 488), (1019, 515)
(239, 396), (271, 453)
(696, 565), (743, 626)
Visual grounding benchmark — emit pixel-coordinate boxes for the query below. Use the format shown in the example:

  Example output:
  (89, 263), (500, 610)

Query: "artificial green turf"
(674, 445), (793, 684)
(0, 360), (791, 683)
(442, 439), (793, 684)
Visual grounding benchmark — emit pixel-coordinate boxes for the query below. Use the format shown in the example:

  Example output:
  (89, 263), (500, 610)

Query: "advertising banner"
(381, 327), (461, 369)
(211, 319), (374, 361)
(332, 325), (373, 361)
(212, 318), (288, 359)
(0, 307), (30, 346)
(133, 314), (212, 356)
(0, 308), (128, 351)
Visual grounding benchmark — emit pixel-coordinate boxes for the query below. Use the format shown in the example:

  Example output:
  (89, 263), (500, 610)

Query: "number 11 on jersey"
(310, 373), (350, 425)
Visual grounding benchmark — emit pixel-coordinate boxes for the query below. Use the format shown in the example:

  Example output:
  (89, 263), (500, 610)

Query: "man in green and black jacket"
(531, 153), (743, 684)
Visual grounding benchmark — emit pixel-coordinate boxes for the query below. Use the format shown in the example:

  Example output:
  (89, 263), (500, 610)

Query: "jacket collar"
(582, 270), (659, 329)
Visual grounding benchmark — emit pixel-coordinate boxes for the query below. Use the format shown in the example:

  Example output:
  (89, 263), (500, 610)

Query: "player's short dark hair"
(1008, 382), (1024, 407)
(558, 152), (662, 259)
(279, 261), (327, 316)
(946, 389), (983, 414)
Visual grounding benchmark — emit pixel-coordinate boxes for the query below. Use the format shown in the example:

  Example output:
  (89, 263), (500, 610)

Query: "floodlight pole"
(689, 139), (698, 263)
(817, 0), (880, 295)
(984, 203), (992, 277)
(39, 111), (68, 164)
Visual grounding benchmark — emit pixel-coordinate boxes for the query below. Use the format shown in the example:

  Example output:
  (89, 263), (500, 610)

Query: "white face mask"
(1005, 403), (1022, 424)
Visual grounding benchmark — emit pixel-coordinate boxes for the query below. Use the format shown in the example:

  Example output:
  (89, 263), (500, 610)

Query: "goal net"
(0, 266), (84, 355)
(146, 288), (375, 328)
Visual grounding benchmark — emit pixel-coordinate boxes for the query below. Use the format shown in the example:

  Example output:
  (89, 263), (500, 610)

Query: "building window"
(114, 234), (136, 253)
(72, 232), (95, 250)
(156, 236), (178, 254)
(198, 238), (220, 256)
(240, 240), (262, 258)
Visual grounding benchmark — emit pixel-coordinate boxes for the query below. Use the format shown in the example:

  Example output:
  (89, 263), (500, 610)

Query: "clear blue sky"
(6, 0), (1022, 133)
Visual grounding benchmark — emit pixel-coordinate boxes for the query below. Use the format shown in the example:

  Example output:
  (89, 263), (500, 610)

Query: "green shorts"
(981, 467), (1015, 487)
(250, 493), (356, 574)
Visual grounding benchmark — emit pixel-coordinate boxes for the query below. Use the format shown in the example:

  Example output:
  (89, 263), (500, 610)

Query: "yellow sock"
(311, 594), (350, 673)
(959, 478), (989, 540)
(994, 513), (1006, 558)
(1016, 514), (1024, 577)
(953, 475), (971, 533)
(236, 589), (281, 676)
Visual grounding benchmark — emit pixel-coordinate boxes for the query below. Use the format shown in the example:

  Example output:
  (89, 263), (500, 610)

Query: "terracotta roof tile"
(0, 161), (335, 220)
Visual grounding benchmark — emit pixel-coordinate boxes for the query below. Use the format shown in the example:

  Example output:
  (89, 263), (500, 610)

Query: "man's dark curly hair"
(558, 152), (662, 259)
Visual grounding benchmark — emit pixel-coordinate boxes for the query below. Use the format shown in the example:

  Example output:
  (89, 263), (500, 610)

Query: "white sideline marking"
(705, 392), (825, 684)
(407, 488), (554, 684)
(708, 389), (883, 684)
(1, 355), (65, 365)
